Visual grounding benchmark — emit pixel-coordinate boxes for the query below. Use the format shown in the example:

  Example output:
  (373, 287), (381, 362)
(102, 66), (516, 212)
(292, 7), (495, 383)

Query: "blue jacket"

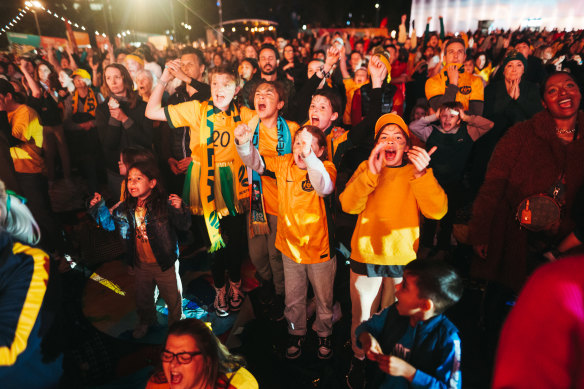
(0, 231), (63, 388)
(89, 199), (191, 271)
(356, 304), (462, 389)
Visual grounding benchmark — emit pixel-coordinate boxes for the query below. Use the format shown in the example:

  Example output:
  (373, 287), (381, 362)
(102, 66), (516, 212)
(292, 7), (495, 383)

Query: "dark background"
(1, 0), (412, 47)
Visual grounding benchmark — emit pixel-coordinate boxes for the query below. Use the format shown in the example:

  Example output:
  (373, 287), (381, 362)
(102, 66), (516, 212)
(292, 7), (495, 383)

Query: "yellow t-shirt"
(8, 105), (44, 174)
(425, 71), (484, 111)
(340, 162), (448, 266)
(164, 101), (255, 164)
(265, 154), (337, 264)
(249, 119), (300, 216)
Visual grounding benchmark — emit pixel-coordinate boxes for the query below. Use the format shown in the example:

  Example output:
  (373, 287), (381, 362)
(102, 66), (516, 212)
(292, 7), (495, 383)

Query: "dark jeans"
(207, 213), (246, 288)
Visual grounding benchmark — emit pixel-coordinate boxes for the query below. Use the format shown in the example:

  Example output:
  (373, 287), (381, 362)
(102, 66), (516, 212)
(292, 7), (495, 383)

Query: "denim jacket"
(89, 199), (191, 271)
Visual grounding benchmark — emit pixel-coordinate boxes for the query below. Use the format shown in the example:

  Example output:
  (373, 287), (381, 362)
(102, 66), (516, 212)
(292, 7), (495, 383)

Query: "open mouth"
(559, 98), (573, 109)
(258, 103), (266, 111)
(311, 116), (320, 126)
(170, 372), (182, 384)
(384, 149), (397, 161)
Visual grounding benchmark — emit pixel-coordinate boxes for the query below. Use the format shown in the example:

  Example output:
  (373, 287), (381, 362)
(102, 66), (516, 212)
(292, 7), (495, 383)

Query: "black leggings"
(208, 213), (246, 288)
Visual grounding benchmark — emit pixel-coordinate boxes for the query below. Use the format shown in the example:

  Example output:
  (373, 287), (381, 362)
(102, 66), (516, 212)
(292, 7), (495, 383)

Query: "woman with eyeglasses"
(146, 319), (258, 389)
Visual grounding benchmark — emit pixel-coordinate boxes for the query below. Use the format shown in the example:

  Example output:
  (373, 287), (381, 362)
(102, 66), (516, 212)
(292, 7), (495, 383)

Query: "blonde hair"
(0, 181), (41, 245)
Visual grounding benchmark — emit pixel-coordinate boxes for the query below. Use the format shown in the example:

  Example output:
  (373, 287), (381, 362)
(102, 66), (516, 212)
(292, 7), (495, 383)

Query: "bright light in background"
(390, 30), (396, 38)
(302, 25), (307, 30)
(410, 0), (584, 32)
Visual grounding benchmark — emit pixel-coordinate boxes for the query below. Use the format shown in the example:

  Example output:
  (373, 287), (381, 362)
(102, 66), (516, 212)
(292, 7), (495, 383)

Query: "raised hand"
(408, 146), (437, 178)
(234, 123), (253, 145)
(298, 129), (313, 158)
(325, 46), (340, 68)
(368, 142), (388, 175)
(161, 59), (180, 83)
(89, 192), (102, 207)
(369, 55), (388, 88)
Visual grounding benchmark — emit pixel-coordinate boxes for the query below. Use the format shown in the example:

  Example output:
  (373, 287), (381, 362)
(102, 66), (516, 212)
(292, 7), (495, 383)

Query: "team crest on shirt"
(301, 174), (314, 192)
(459, 86), (472, 95)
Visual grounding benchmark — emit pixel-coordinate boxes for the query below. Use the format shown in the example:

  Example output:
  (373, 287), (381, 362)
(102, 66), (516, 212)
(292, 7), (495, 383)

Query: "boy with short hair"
(409, 101), (493, 259)
(354, 260), (463, 389)
(238, 80), (300, 320)
(146, 62), (255, 317)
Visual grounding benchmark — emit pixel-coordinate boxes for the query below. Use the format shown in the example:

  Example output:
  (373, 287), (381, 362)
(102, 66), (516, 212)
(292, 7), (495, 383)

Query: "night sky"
(1, 0), (412, 45)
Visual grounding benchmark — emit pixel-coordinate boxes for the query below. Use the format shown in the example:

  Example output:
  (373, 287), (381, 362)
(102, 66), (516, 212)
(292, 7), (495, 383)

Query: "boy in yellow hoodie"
(340, 113), (447, 387)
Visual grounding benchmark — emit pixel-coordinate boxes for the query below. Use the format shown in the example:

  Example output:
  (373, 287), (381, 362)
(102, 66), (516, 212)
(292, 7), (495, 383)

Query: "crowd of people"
(1, 14), (584, 388)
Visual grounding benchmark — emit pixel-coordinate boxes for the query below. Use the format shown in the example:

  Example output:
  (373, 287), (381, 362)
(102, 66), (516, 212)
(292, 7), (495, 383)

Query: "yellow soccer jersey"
(164, 100), (255, 164)
(265, 154), (337, 264)
(425, 71), (484, 111)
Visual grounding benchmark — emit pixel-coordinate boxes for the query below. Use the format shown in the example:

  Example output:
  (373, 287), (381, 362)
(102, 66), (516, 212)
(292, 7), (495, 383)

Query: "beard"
(262, 66), (276, 76)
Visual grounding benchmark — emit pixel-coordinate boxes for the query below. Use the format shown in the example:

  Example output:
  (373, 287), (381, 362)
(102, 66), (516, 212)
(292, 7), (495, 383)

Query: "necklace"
(556, 127), (576, 135)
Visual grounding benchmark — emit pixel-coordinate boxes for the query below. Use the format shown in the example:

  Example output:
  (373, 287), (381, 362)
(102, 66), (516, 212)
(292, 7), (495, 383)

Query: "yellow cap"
(374, 113), (410, 138)
(72, 68), (91, 80)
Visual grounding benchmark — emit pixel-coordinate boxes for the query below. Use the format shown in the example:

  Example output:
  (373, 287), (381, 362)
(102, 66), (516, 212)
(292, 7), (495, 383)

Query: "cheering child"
(89, 161), (191, 338)
(235, 125), (337, 360)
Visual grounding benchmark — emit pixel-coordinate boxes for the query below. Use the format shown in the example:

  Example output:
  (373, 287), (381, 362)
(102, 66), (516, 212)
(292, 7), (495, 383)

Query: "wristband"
(159, 80), (168, 88)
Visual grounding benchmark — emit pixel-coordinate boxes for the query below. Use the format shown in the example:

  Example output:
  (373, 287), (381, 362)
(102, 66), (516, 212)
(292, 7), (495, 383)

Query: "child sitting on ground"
(235, 125), (337, 360)
(409, 101), (493, 259)
(356, 260), (463, 388)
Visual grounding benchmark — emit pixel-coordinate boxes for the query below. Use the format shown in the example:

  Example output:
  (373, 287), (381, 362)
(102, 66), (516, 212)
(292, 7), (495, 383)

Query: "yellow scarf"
(72, 87), (97, 117)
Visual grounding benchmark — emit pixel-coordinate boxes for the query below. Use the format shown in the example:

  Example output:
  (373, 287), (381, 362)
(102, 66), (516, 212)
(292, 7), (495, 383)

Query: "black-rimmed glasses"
(161, 350), (203, 364)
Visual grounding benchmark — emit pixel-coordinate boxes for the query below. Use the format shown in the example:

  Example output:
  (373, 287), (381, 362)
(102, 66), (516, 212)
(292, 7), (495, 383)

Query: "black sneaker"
(317, 336), (333, 359)
(346, 356), (367, 389)
(286, 335), (306, 360)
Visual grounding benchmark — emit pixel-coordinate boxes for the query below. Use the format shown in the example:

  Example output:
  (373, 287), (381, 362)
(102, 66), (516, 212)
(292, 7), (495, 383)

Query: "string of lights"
(0, 8), (30, 37)
(1, 1), (116, 39)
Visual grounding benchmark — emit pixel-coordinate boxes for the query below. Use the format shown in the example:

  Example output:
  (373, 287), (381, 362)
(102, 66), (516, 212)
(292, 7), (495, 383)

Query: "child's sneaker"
(214, 285), (229, 317)
(228, 279), (244, 311)
(317, 336), (333, 359)
(132, 323), (149, 339)
(346, 356), (367, 389)
(285, 335), (305, 359)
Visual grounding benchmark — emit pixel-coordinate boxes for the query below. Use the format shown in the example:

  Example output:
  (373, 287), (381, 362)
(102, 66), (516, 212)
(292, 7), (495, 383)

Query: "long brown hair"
(102, 63), (138, 108)
(35, 60), (61, 92)
(165, 319), (245, 388)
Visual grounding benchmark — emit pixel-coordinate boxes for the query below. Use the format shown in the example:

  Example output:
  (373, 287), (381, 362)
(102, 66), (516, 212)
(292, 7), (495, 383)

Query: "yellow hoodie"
(340, 162), (447, 266)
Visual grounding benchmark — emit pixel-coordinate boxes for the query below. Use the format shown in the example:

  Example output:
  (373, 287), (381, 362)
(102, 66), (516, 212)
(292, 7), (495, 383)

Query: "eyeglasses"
(161, 350), (203, 364)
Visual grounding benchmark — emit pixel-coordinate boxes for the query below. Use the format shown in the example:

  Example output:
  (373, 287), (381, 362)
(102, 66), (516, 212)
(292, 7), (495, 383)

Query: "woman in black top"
(96, 63), (153, 197)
